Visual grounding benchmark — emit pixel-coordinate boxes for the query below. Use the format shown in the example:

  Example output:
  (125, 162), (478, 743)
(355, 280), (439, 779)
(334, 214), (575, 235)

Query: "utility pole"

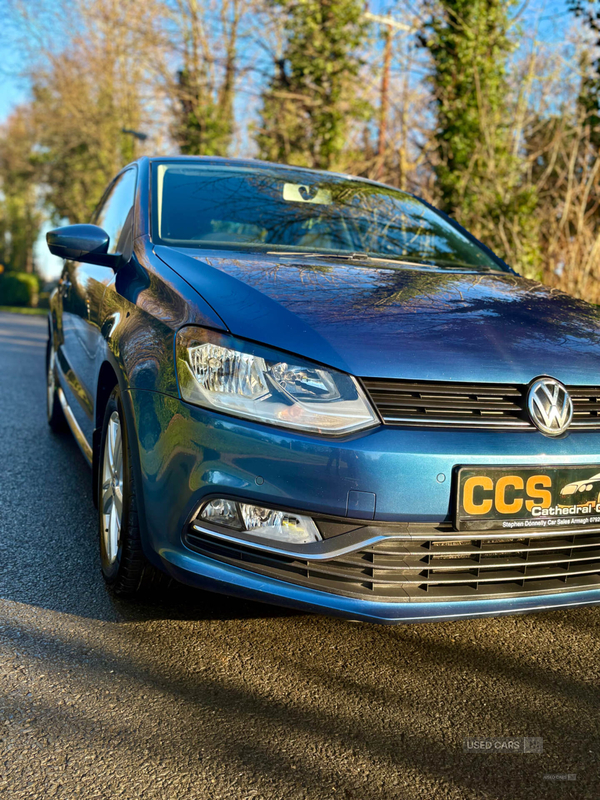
(378, 23), (393, 169)
(364, 12), (417, 180)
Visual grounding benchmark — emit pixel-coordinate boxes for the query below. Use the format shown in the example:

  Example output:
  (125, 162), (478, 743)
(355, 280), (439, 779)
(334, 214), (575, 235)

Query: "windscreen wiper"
(266, 251), (500, 272)
(268, 251), (440, 268)
(267, 251), (371, 261)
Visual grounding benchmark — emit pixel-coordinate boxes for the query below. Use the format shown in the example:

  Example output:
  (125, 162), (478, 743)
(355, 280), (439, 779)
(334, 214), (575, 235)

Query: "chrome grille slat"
(409, 563), (600, 586)
(363, 380), (522, 396)
(362, 378), (600, 430)
(418, 536), (598, 556)
(378, 417), (531, 428)
(366, 397), (522, 412)
(333, 548), (600, 573)
(362, 533), (600, 553)
(378, 527), (600, 542)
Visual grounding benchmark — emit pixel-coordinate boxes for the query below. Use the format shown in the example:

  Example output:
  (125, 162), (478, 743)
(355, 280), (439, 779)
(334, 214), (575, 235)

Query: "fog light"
(198, 499), (321, 544)
(199, 498), (243, 530)
(239, 503), (321, 543)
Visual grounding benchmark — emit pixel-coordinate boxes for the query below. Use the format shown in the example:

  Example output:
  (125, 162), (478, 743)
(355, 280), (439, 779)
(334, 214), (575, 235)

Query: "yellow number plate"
(456, 465), (600, 531)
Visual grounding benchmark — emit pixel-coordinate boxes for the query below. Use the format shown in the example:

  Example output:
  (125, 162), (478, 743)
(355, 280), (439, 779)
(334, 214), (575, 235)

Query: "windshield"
(151, 162), (505, 271)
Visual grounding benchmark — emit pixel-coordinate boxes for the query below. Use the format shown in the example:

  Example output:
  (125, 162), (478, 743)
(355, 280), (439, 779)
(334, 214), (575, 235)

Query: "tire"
(46, 335), (67, 432)
(98, 385), (167, 595)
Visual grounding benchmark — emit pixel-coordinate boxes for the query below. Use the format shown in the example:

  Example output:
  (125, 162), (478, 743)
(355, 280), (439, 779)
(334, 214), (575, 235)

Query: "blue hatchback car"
(46, 156), (600, 623)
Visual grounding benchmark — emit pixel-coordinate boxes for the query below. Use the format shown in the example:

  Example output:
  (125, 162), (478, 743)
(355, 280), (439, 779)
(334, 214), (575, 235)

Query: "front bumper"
(125, 389), (600, 623)
(160, 546), (600, 623)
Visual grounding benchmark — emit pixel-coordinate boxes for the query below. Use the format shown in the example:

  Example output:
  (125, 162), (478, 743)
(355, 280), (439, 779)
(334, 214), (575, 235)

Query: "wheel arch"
(46, 310), (55, 351)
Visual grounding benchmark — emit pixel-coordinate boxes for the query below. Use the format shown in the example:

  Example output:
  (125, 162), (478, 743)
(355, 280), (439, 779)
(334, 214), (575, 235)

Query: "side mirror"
(46, 224), (118, 268)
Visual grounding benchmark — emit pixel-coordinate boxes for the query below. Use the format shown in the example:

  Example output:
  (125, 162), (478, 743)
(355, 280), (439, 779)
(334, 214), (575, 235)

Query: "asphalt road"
(0, 310), (599, 800)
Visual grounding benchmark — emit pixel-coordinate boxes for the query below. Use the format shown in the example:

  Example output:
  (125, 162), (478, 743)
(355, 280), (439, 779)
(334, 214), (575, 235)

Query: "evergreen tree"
(257, 0), (369, 169)
(175, 67), (234, 156)
(423, 0), (540, 275)
(172, 0), (241, 157)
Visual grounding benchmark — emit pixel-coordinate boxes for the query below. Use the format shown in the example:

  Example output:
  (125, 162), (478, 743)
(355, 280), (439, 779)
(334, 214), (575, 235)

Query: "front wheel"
(98, 386), (167, 595)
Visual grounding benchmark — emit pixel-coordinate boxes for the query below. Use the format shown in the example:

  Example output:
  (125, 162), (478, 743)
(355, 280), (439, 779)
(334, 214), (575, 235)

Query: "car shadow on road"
(108, 582), (303, 625)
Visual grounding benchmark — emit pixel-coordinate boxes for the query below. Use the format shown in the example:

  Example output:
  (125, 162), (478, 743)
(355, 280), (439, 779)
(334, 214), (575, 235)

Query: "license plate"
(456, 465), (600, 531)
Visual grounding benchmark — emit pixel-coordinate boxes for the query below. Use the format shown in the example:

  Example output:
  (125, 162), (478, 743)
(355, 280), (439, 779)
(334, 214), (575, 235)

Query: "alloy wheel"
(101, 411), (124, 565)
(47, 348), (56, 419)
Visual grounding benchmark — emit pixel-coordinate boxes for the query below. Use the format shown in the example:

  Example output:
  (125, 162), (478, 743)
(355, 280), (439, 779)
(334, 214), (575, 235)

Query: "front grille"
(185, 525), (600, 602)
(361, 378), (600, 430)
(569, 387), (600, 426)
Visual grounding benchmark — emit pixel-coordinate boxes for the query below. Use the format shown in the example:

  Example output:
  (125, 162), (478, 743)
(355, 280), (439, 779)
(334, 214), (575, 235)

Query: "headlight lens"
(176, 328), (377, 434)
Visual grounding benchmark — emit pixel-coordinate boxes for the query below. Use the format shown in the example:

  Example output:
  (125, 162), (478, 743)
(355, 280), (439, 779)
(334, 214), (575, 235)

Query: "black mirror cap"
(46, 224), (118, 268)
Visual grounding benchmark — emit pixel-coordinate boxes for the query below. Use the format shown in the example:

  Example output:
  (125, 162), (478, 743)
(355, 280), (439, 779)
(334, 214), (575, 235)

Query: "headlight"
(176, 327), (377, 434)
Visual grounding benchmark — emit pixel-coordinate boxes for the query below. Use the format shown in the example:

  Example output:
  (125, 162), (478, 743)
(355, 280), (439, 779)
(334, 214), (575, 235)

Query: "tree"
(169, 0), (245, 156)
(524, 41), (600, 302)
(257, 0), (370, 169)
(9, 0), (154, 223)
(422, 0), (540, 275)
(0, 106), (41, 273)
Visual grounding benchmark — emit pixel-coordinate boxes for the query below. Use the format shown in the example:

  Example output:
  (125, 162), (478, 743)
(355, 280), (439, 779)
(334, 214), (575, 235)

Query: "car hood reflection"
(155, 246), (600, 384)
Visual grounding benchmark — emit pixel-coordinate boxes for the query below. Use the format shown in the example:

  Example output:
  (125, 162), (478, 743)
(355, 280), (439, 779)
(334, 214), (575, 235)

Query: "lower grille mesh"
(185, 527), (600, 601)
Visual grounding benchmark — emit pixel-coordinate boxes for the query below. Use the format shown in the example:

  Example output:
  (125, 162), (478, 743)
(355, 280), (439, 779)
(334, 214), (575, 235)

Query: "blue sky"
(0, 39), (27, 121)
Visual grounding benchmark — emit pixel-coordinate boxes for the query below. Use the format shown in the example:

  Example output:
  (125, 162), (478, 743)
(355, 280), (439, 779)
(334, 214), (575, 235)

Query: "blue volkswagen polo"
(46, 156), (600, 623)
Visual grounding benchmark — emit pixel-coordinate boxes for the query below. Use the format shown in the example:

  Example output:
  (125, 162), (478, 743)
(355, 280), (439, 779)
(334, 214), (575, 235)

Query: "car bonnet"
(155, 245), (600, 384)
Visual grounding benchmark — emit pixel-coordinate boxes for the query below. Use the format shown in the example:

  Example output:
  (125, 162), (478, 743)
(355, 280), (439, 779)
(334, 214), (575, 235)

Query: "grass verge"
(0, 306), (48, 316)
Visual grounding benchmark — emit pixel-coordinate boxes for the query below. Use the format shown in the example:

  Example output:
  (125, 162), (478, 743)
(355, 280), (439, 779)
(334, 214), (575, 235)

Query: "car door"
(59, 167), (138, 445)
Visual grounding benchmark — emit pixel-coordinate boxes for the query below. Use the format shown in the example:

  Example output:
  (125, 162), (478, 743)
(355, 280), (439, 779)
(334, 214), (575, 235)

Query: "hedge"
(0, 272), (40, 307)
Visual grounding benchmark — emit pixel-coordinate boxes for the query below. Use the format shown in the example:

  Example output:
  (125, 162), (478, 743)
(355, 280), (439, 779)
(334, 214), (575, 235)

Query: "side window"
(94, 168), (137, 254)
